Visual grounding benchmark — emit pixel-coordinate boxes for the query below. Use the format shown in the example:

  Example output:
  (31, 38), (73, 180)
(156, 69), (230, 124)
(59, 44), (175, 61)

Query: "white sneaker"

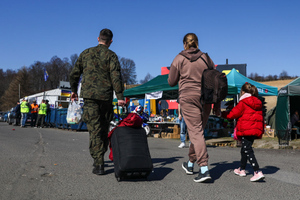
(178, 142), (186, 148)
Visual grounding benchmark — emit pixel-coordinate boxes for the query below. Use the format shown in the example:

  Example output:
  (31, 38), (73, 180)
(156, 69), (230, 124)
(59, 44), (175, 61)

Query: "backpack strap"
(200, 53), (214, 70)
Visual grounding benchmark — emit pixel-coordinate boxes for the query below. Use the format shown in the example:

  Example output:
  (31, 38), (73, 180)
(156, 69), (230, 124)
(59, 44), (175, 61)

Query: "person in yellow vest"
(35, 99), (47, 128)
(20, 97), (30, 127)
(30, 100), (39, 127)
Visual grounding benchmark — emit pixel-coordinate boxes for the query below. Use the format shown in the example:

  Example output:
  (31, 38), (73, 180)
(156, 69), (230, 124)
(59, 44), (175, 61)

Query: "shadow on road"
(103, 157), (183, 182)
(260, 165), (280, 175)
(148, 156), (184, 181)
(209, 161), (280, 181)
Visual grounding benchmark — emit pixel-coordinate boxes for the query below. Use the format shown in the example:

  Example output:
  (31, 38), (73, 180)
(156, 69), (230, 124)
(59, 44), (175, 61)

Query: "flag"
(61, 90), (71, 97)
(44, 69), (49, 81)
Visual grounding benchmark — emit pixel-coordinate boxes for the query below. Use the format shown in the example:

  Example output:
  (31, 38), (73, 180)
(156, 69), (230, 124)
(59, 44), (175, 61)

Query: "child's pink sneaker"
(250, 171), (265, 182)
(234, 168), (246, 177)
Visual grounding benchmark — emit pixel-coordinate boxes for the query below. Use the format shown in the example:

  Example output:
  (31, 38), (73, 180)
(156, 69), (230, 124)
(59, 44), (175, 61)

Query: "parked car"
(2, 112), (8, 122)
(0, 112), (4, 122)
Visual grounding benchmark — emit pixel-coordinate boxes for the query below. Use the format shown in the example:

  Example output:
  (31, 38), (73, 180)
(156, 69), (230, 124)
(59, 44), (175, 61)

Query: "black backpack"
(200, 53), (228, 104)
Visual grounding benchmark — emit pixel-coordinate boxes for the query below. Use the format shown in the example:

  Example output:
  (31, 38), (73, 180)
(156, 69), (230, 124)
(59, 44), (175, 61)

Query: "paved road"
(1, 122), (300, 200)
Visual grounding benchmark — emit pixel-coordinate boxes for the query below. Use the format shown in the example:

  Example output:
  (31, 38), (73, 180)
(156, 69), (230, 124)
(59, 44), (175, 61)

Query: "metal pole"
(19, 84), (20, 100)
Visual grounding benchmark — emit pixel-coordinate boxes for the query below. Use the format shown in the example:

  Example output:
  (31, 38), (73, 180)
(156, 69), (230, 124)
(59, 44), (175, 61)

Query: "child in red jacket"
(222, 83), (265, 182)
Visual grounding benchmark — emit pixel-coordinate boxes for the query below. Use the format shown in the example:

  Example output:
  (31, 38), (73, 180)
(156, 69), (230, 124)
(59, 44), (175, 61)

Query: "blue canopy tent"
(226, 68), (278, 96)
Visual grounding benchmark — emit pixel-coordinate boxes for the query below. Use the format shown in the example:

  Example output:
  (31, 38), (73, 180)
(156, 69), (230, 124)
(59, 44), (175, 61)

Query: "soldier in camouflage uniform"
(69, 28), (126, 175)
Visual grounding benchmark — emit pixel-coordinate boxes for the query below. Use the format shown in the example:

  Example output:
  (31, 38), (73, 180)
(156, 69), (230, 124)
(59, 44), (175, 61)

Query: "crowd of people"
(11, 97), (51, 128)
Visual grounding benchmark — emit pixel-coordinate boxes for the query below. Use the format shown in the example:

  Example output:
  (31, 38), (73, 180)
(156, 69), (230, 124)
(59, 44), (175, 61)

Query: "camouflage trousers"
(83, 99), (113, 166)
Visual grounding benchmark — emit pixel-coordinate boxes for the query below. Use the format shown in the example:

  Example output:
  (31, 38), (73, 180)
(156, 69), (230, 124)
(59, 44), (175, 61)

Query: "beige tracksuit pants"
(180, 96), (211, 167)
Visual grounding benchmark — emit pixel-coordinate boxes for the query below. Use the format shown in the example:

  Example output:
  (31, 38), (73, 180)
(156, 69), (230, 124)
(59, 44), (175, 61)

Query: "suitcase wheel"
(115, 173), (122, 182)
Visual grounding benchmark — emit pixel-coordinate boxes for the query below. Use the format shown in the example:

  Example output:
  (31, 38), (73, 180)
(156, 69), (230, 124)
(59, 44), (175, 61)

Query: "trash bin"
(56, 108), (69, 129)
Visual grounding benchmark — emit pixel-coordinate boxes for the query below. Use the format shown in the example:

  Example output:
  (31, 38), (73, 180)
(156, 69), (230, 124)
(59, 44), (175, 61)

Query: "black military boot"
(92, 165), (105, 175)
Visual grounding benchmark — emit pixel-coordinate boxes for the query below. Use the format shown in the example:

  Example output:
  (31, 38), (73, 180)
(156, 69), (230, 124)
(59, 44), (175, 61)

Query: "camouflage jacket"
(70, 44), (124, 101)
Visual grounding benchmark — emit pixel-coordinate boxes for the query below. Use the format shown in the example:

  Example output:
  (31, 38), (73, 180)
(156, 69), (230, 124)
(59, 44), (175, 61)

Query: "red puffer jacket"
(222, 95), (264, 138)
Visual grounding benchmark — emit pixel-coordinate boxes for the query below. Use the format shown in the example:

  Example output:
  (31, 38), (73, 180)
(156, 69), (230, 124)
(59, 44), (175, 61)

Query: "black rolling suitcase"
(111, 126), (153, 181)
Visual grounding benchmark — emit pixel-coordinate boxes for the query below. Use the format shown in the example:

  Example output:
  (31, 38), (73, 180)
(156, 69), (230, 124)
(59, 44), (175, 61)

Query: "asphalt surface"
(1, 122), (300, 200)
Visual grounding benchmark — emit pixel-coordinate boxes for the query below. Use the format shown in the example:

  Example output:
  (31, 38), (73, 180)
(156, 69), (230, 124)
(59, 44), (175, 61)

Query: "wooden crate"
(168, 125), (179, 134)
(160, 125), (180, 139)
(161, 132), (168, 138)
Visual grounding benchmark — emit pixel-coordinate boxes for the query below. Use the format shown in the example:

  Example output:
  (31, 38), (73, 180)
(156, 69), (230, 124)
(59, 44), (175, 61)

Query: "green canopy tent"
(124, 75), (178, 99)
(275, 77), (300, 143)
(124, 74), (238, 99)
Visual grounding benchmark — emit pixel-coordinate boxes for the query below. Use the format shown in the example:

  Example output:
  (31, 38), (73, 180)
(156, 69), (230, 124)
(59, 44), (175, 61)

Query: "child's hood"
(240, 95), (262, 111)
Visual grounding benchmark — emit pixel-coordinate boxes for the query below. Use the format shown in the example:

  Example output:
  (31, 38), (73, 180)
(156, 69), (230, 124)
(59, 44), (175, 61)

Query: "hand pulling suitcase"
(111, 126), (153, 181)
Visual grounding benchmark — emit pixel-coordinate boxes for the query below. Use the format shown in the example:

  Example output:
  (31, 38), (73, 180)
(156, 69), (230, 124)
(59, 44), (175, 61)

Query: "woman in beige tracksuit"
(168, 33), (220, 183)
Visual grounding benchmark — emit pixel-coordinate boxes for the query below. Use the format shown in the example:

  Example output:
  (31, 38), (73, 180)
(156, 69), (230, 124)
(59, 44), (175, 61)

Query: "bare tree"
(45, 56), (70, 89)
(279, 70), (289, 80)
(140, 73), (153, 84)
(62, 57), (72, 81)
(28, 61), (45, 92)
(265, 75), (274, 81)
(119, 57), (137, 85)
(68, 54), (78, 80)
(70, 54), (78, 68)
(248, 73), (254, 80)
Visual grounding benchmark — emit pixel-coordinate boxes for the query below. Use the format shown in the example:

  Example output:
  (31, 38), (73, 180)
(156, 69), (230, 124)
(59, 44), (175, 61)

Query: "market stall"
(123, 74), (237, 137)
(276, 77), (300, 144)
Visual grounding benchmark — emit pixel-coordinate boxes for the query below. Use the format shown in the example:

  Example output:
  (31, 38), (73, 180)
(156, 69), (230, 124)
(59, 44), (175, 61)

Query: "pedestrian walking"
(168, 33), (220, 183)
(69, 28), (125, 176)
(20, 97), (30, 127)
(222, 82), (265, 182)
(177, 102), (188, 148)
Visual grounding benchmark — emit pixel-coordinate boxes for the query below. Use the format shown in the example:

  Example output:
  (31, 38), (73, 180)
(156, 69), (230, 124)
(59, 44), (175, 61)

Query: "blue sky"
(0, 0), (299, 81)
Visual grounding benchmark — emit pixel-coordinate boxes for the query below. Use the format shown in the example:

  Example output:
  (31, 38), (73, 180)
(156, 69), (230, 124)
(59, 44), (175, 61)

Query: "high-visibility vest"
(38, 103), (47, 115)
(31, 104), (39, 113)
(20, 101), (30, 113)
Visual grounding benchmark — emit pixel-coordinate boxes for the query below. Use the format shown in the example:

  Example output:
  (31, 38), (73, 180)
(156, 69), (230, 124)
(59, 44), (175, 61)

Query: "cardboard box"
(263, 128), (275, 137)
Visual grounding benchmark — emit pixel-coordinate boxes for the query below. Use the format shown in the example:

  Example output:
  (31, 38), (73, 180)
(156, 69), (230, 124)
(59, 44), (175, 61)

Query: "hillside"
(258, 79), (295, 111)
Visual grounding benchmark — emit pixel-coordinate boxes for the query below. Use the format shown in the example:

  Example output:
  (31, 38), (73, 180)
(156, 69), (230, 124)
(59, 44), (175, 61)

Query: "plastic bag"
(66, 101), (82, 124)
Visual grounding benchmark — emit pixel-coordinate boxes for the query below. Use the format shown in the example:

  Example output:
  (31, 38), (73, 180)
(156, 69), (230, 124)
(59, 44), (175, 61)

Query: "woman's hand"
(71, 92), (78, 102)
(178, 115), (182, 121)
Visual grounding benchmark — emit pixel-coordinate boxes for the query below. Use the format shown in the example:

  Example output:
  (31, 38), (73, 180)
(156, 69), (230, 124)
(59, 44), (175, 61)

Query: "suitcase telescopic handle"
(116, 103), (128, 120)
